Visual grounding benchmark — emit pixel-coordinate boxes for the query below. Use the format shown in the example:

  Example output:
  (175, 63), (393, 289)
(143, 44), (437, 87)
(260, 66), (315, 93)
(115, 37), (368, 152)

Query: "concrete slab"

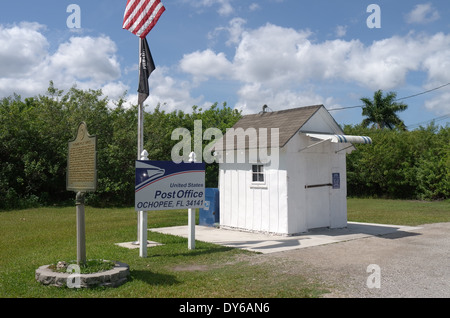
(149, 222), (422, 254)
(115, 241), (164, 250)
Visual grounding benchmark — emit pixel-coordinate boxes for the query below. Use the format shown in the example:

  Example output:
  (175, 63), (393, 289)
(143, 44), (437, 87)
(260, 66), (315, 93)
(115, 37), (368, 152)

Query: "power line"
(329, 82), (450, 112)
(397, 82), (450, 101)
(407, 113), (450, 129)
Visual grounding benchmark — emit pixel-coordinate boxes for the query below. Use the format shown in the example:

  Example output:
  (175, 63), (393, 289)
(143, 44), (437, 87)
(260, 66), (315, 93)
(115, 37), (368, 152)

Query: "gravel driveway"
(265, 222), (450, 298)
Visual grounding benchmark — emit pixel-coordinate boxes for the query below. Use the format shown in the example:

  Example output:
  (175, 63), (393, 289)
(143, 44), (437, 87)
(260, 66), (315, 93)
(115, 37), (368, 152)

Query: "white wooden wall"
(284, 133), (348, 233)
(218, 132), (348, 235)
(219, 162), (288, 234)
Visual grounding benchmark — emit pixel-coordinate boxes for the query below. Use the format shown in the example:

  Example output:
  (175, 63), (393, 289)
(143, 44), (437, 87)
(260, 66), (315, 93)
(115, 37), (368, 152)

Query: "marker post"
(188, 152), (196, 250)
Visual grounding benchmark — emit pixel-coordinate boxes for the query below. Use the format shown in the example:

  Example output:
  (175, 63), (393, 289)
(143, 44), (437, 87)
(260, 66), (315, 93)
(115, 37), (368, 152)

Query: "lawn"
(0, 206), (324, 298)
(347, 198), (450, 226)
(0, 198), (448, 298)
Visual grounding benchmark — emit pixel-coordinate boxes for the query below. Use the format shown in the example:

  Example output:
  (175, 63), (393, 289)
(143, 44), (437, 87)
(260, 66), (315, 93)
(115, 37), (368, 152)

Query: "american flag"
(123, 0), (165, 39)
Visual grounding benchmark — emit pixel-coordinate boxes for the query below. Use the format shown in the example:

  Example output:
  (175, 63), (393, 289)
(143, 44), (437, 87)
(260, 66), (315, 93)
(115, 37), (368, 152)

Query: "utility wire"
(329, 82), (450, 112)
(397, 82), (450, 101)
(406, 113), (450, 129)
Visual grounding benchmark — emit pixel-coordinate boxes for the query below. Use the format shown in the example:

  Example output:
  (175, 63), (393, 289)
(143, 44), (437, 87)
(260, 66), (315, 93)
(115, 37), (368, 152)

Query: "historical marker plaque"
(67, 122), (97, 192)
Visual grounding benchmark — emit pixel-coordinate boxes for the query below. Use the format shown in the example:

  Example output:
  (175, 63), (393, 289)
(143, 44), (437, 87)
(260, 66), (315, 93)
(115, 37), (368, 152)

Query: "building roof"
(215, 105), (325, 150)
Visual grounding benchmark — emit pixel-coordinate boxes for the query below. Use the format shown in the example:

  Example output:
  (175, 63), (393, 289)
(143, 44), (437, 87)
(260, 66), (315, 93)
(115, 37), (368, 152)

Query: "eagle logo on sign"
(135, 163), (165, 192)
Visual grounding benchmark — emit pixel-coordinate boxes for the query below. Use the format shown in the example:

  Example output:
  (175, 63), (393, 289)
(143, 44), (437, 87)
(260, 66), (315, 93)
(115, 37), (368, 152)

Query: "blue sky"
(0, 0), (449, 128)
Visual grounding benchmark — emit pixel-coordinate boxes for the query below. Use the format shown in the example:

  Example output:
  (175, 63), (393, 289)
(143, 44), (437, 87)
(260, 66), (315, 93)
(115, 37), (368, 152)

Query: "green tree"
(0, 83), (242, 210)
(361, 90), (408, 130)
(188, 102), (242, 188)
(144, 102), (242, 188)
(0, 84), (118, 209)
(344, 123), (449, 200)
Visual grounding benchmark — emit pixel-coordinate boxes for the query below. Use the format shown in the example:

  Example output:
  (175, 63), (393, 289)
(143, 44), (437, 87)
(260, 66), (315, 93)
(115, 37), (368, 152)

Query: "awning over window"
(306, 133), (373, 144)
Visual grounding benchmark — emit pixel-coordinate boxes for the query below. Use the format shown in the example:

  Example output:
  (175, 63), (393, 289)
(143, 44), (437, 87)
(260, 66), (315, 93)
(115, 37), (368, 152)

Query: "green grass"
(347, 198), (450, 226)
(0, 206), (324, 298)
(48, 259), (115, 274)
(0, 198), (448, 298)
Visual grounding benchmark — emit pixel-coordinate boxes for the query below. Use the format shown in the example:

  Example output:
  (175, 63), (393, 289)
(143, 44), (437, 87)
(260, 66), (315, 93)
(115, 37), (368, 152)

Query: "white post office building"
(215, 105), (372, 236)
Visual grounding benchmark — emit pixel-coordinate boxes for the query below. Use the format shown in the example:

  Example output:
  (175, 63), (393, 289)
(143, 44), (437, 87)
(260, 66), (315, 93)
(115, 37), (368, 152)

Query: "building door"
(304, 153), (331, 229)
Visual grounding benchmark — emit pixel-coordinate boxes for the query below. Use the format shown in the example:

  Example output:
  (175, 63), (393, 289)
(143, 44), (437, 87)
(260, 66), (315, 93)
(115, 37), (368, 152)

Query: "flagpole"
(135, 38), (144, 246)
(123, 0), (165, 255)
(135, 104), (144, 245)
(138, 39), (144, 160)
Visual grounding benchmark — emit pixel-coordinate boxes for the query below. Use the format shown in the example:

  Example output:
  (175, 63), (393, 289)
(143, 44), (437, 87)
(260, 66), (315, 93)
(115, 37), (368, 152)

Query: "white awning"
(306, 133), (373, 144)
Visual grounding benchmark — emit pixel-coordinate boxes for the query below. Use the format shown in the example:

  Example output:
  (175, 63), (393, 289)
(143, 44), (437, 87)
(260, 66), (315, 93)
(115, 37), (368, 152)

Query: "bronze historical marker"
(67, 122), (97, 192)
(67, 122), (97, 265)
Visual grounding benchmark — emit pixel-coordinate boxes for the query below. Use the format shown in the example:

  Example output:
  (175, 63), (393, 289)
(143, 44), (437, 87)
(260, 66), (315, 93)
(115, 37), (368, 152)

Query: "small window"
(252, 165), (265, 183)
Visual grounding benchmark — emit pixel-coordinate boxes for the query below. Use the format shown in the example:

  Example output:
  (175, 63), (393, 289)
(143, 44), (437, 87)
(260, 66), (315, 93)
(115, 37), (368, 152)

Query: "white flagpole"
(135, 38), (145, 246)
(139, 151), (148, 258)
(137, 39), (144, 162)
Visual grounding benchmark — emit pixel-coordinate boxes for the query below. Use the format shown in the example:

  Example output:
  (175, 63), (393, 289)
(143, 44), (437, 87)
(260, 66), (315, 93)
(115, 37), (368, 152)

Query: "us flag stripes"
(123, 0), (165, 39)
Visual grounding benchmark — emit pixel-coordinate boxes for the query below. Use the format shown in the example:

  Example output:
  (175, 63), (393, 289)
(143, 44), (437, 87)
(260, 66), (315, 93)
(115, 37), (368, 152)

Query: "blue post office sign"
(135, 161), (205, 211)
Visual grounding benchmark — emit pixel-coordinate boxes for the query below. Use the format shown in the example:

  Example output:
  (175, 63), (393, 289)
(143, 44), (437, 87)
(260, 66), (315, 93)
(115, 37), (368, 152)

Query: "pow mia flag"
(138, 37), (156, 105)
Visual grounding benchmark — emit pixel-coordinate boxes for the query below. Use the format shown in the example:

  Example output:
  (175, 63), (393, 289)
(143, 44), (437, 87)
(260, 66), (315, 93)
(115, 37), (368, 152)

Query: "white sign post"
(135, 157), (205, 255)
(139, 150), (149, 258)
(188, 152), (196, 250)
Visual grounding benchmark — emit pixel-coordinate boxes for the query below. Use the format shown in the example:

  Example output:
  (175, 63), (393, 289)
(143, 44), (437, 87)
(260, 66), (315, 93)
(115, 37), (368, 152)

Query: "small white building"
(215, 105), (372, 236)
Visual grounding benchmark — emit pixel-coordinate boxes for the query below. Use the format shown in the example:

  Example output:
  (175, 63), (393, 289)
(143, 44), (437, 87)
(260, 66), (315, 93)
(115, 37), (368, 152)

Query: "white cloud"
(208, 17), (247, 47)
(101, 82), (129, 99)
(226, 18), (247, 46)
(186, 0), (234, 16)
(0, 22), (48, 78)
(126, 67), (208, 113)
(249, 3), (260, 12)
(406, 3), (440, 24)
(101, 81), (129, 108)
(180, 22), (450, 115)
(234, 23), (312, 86)
(235, 83), (337, 114)
(0, 22), (123, 100)
(0, 22), (203, 113)
(179, 49), (233, 82)
(217, 0), (233, 16)
(3, 20), (449, 118)
(341, 35), (425, 89)
(424, 92), (450, 115)
(50, 36), (121, 84)
(421, 33), (450, 85)
(335, 25), (347, 38)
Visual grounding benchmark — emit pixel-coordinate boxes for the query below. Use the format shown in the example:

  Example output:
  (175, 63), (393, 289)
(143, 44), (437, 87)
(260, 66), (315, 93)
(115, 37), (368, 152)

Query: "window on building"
(252, 165), (265, 183)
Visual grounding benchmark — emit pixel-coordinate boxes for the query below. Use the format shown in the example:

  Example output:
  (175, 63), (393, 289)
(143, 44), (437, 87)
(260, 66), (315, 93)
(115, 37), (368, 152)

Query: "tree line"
(344, 124), (449, 200)
(347, 89), (448, 200)
(0, 85), (448, 210)
(0, 83), (241, 210)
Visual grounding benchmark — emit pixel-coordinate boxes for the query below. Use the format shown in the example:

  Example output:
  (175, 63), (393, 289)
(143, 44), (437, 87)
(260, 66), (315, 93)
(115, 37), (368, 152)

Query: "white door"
(304, 153), (331, 229)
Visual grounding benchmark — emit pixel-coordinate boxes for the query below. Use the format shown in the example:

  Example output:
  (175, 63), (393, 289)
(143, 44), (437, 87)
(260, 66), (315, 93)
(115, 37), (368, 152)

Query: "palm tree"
(361, 90), (408, 130)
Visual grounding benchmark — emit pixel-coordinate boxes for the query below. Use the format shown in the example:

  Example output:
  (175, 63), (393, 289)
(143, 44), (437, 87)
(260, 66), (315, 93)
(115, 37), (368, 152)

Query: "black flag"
(138, 37), (156, 105)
